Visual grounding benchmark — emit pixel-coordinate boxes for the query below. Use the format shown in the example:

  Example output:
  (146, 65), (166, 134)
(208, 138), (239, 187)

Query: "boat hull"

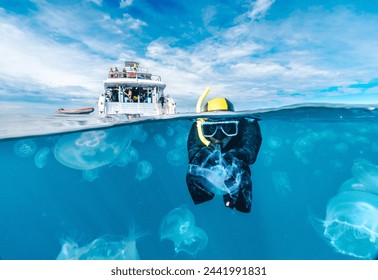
(56, 107), (95, 115)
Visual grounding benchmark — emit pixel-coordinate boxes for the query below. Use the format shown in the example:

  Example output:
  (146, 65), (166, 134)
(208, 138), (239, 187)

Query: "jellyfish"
(115, 146), (139, 167)
(160, 206), (208, 257)
(82, 168), (100, 182)
(153, 134), (167, 148)
(135, 160), (152, 181)
(166, 126), (175, 137)
(351, 159), (378, 193)
(334, 142), (348, 154)
(272, 171), (291, 196)
(166, 149), (186, 166)
(13, 139), (37, 158)
(293, 136), (313, 163)
(160, 206), (195, 242)
(293, 137), (314, 154)
(132, 125), (148, 143)
(175, 135), (187, 150)
(53, 129), (128, 170)
(322, 191), (378, 259)
(187, 149), (241, 196)
(267, 137), (282, 149)
(34, 147), (50, 168)
(57, 224), (143, 260)
(175, 227), (208, 256)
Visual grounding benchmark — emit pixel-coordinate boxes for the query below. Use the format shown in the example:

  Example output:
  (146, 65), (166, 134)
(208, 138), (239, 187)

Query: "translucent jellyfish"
(267, 137), (282, 149)
(13, 139), (37, 158)
(187, 149), (241, 196)
(261, 150), (275, 167)
(293, 136), (313, 164)
(293, 137), (314, 154)
(322, 191), (378, 259)
(153, 134), (167, 148)
(115, 146), (139, 167)
(132, 125), (148, 143)
(175, 135), (187, 150)
(334, 142), (348, 153)
(272, 171), (291, 195)
(351, 159), (378, 193)
(57, 224), (143, 260)
(338, 178), (367, 193)
(166, 126), (175, 137)
(166, 149), (186, 166)
(34, 147), (50, 168)
(135, 160), (152, 181)
(82, 168), (99, 182)
(175, 227), (208, 256)
(160, 206), (208, 256)
(54, 129), (128, 170)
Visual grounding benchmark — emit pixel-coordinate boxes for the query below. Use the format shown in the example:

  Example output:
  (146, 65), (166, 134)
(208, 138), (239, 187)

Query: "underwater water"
(1, 104), (378, 260)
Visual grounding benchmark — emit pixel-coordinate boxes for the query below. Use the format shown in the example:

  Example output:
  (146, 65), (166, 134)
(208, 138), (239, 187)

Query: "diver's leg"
(223, 172), (252, 213)
(234, 174), (252, 213)
(186, 173), (215, 204)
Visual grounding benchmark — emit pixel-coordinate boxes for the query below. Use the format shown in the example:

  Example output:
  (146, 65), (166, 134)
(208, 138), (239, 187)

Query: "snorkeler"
(186, 89), (262, 213)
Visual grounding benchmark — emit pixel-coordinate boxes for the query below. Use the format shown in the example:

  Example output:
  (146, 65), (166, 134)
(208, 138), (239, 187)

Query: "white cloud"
(248, 0), (275, 20)
(86, 0), (103, 6)
(116, 13), (148, 30)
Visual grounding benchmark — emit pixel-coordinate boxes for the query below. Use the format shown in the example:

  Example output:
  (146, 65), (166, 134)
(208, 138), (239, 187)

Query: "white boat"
(97, 61), (176, 116)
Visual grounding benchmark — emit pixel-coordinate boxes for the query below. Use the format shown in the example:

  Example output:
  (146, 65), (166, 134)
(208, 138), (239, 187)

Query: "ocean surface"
(1, 104), (378, 260)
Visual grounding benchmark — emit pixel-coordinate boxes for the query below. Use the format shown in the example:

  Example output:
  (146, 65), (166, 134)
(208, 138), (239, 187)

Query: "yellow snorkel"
(196, 87), (211, 146)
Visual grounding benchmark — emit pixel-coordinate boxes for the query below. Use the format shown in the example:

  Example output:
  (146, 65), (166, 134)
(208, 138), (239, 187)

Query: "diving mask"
(201, 120), (239, 138)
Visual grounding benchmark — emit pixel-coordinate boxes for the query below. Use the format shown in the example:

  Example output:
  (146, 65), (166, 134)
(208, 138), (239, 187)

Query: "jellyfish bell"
(54, 130), (127, 170)
(160, 206), (195, 242)
(338, 178), (368, 193)
(135, 160), (152, 181)
(153, 134), (167, 148)
(160, 206), (208, 257)
(115, 145), (138, 167)
(13, 139), (37, 158)
(187, 149), (241, 196)
(166, 149), (186, 166)
(175, 227), (208, 257)
(323, 191), (378, 259)
(351, 159), (378, 194)
(34, 147), (50, 168)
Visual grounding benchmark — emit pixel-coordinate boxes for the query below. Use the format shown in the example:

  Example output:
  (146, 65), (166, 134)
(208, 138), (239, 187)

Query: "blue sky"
(1, 0), (378, 113)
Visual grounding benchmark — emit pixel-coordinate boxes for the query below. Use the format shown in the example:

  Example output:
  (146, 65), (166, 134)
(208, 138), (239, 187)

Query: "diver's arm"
(226, 118), (262, 165)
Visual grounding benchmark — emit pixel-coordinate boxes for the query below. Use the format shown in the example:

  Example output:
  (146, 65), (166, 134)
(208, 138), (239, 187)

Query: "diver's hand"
(223, 151), (236, 165)
(192, 146), (215, 166)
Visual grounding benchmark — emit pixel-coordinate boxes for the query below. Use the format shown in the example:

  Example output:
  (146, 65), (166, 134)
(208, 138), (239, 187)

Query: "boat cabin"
(97, 61), (176, 116)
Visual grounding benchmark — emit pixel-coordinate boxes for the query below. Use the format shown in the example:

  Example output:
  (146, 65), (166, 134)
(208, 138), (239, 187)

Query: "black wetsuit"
(186, 118), (262, 213)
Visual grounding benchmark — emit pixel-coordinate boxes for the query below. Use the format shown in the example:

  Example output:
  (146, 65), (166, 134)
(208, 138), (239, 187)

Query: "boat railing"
(108, 72), (161, 81)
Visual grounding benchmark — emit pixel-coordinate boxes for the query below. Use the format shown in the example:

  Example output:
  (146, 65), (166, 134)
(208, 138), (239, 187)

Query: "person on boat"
(158, 94), (165, 108)
(186, 97), (262, 213)
(108, 68), (114, 78)
(114, 67), (119, 78)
